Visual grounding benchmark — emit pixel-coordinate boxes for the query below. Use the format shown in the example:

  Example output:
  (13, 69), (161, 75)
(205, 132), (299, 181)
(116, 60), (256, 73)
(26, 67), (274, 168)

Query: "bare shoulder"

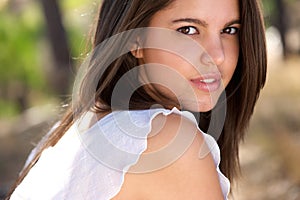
(113, 113), (224, 200)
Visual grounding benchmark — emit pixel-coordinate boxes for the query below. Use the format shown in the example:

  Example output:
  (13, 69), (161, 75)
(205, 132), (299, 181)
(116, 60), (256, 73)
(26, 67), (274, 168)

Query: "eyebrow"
(224, 19), (241, 27)
(172, 18), (241, 28)
(172, 18), (208, 27)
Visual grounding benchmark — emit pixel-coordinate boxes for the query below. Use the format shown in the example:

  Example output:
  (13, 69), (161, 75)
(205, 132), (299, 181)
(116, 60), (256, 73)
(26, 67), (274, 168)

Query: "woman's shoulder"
(112, 107), (228, 199)
(93, 107), (224, 171)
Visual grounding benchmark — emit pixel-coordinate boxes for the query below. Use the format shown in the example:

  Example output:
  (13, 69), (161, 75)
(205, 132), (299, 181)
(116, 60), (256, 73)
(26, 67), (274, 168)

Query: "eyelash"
(221, 27), (239, 35)
(177, 26), (239, 35)
(176, 26), (199, 35)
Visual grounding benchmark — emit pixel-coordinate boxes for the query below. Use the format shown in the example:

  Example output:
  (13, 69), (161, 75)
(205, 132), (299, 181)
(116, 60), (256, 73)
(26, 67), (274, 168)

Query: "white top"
(11, 107), (230, 200)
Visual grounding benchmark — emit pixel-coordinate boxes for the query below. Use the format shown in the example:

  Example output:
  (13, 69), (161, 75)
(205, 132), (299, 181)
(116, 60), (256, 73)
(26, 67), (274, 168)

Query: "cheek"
(141, 51), (187, 85)
(224, 40), (239, 77)
(139, 49), (194, 99)
(226, 37), (239, 61)
(142, 49), (185, 68)
(141, 49), (193, 81)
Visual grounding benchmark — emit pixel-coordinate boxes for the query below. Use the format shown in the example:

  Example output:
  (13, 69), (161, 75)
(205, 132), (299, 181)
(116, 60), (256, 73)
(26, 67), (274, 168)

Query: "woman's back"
(11, 108), (229, 199)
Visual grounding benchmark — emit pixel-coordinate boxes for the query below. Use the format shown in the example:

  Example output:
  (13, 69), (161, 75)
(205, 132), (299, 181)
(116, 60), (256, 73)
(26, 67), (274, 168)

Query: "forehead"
(157, 0), (240, 23)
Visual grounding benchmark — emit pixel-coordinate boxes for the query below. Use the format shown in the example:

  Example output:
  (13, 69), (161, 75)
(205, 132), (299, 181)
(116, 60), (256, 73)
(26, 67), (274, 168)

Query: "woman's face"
(137, 0), (240, 112)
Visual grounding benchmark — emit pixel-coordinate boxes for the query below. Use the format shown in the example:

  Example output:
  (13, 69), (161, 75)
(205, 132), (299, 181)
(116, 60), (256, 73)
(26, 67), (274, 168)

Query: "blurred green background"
(0, 0), (299, 199)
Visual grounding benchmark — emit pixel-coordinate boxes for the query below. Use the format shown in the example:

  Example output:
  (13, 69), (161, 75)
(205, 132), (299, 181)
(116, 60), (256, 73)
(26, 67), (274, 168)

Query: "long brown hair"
(7, 0), (266, 197)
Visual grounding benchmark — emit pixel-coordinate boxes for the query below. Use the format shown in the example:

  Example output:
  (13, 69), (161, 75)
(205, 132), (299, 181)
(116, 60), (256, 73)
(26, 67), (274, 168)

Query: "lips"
(190, 73), (222, 92)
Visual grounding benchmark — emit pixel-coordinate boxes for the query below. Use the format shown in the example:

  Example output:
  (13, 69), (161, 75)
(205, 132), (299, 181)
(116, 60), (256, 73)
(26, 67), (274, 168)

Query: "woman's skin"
(113, 114), (224, 199)
(113, 0), (240, 199)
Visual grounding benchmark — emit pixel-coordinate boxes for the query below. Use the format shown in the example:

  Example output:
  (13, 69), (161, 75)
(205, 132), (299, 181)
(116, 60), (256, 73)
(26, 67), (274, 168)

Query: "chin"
(182, 100), (216, 113)
(196, 103), (215, 112)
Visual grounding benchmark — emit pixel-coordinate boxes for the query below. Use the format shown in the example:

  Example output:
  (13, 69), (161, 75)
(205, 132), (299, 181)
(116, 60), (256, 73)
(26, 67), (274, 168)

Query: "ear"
(130, 41), (144, 59)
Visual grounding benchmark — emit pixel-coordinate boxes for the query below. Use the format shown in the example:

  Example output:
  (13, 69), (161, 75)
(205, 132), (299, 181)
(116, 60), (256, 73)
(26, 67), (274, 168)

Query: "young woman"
(7, 0), (267, 199)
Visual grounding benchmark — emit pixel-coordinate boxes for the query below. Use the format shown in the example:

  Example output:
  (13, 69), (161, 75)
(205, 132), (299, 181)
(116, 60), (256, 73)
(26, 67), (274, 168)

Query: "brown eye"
(221, 27), (239, 35)
(177, 26), (199, 35)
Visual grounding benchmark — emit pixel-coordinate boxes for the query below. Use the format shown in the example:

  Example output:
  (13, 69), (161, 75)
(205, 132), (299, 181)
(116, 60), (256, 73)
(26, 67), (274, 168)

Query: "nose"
(200, 36), (225, 67)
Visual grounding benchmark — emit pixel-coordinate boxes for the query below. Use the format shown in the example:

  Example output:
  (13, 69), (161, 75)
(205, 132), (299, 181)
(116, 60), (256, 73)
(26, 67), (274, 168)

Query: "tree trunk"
(40, 0), (72, 97)
(275, 0), (288, 59)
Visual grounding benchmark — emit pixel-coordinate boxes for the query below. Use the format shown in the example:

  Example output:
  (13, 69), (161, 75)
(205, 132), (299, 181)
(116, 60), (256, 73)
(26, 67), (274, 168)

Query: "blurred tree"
(0, 0), (90, 117)
(275, 0), (288, 59)
(40, 0), (72, 97)
(262, 0), (300, 58)
(0, 2), (45, 114)
(286, 0), (300, 55)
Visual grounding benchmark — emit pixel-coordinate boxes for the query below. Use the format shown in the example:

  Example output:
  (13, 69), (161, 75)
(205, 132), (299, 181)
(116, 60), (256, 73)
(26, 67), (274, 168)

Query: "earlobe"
(130, 42), (144, 59)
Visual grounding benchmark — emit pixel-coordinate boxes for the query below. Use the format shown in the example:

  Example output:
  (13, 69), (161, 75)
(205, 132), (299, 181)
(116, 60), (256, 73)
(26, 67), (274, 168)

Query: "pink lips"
(190, 73), (222, 92)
